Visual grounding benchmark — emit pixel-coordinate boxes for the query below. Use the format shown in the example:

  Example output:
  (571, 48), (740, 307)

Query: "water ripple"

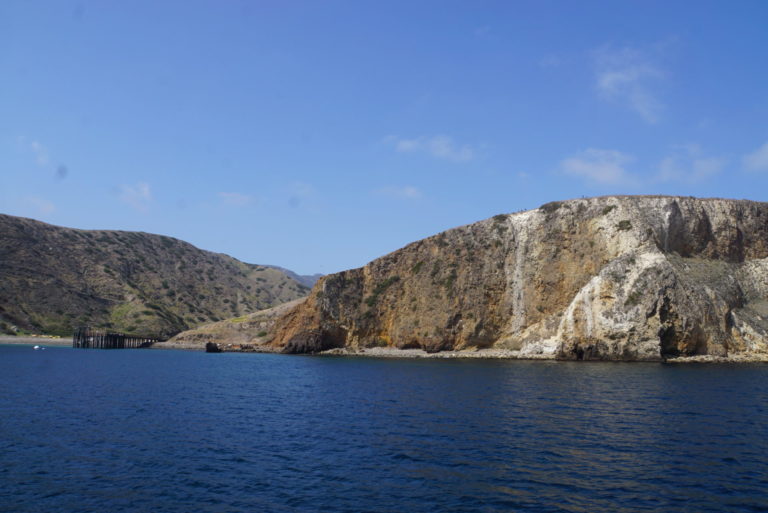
(1, 347), (768, 512)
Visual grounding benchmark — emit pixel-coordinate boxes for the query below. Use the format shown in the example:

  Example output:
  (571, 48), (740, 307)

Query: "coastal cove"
(2, 345), (767, 513)
(5, 4), (768, 513)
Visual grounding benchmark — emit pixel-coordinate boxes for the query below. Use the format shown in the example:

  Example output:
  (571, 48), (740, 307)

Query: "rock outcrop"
(267, 196), (768, 360)
(157, 299), (304, 351)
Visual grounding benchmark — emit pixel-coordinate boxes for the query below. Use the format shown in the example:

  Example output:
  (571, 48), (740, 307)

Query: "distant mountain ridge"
(0, 214), (312, 338)
(264, 265), (323, 288)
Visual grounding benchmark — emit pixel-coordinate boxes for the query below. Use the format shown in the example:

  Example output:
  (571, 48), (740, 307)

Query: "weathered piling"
(72, 326), (159, 349)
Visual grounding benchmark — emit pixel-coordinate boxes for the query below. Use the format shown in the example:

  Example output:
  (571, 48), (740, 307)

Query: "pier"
(72, 327), (159, 349)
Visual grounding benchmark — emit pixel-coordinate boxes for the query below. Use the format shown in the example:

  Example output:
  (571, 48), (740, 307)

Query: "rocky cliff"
(267, 196), (768, 360)
(0, 214), (311, 337)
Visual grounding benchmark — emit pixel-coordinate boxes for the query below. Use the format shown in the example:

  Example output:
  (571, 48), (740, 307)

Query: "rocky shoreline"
(317, 346), (768, 362)
(9, 333), (762, 362)
(152, 340), (768, 362)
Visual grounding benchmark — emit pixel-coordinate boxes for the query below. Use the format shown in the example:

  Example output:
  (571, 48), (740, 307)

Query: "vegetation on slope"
(0, 214), (310, 338)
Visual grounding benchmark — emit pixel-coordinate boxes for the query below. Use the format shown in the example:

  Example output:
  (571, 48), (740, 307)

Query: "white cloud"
(119, 182), (152, 213)
(376, 186), (422, 200)
(17, 136), (50, 166)
(25, 196), (56, 215)
(594, 45), (663, 123)
(561, 148), (635, 184)
(218, 192), (252, 206)
(387, 135), (475, 162)
(743, 141), (768, 172)
(30, 141), (49, 166)
(656, 144), (725, 183)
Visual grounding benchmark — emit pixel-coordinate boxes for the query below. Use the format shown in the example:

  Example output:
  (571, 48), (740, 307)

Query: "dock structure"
(72, 326), (159, 349)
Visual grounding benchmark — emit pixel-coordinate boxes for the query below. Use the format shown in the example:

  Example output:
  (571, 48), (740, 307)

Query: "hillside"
(254, 196), (768, 360)
(0, 214), (311, 338)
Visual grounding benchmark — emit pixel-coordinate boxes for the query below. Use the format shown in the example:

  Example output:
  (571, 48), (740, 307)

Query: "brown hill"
(0, 214), (310, 338)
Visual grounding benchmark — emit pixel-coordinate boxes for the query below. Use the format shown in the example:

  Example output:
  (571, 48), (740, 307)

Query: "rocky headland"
(214, 195), (768, 362)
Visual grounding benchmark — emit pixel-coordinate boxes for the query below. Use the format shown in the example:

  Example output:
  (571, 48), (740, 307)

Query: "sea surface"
(1, 345), (767, 513)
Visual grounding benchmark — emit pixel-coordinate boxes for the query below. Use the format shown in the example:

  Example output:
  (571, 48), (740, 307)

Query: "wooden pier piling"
(72, 327), (159, 349)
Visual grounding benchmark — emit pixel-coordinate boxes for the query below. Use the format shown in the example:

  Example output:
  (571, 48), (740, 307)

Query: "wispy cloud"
(218, 192), (253, 206)
(386, 135), (475, 162)
(24, 196), (56, 215)
(594, 45), (664, 123)
(376, 185), (422, 200)
(561, 148), (635, 185)
(30, 141), (49, 166)
(119, 182), (152, 213)
(743, 141), (768, 172)
(17, 136), (50, 166)
(656, 144), (725, 183)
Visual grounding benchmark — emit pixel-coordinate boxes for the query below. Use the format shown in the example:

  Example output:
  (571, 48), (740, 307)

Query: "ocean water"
(1, 345), (767, 513)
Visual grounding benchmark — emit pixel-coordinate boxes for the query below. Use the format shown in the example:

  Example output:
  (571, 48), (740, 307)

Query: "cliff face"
(0, 214), (310, 337)
(269, 196), (768, 360)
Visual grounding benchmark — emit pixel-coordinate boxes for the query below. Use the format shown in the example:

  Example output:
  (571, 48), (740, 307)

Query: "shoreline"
(154, 342), (768, 363)
(317, 347), (768, 363)
(6, 336), (766, 362)
(0, 335), (71, 347)
(320, 347), (557, 360)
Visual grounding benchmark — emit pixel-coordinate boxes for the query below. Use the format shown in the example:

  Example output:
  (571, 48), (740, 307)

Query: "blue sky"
(2, 1), (768, 274)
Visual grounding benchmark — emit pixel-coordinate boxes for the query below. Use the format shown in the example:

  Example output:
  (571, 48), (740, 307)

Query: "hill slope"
(263, 196), (768, 360)
(0, 214), (311, 337)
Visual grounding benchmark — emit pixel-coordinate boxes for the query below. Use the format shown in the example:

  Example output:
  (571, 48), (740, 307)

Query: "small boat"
(33, 345), (40, 350)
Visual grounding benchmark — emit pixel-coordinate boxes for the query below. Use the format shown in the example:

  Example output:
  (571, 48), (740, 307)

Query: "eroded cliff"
(268, 196), (768, 360)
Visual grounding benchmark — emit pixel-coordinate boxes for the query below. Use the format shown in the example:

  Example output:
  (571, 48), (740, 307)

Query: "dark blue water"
(1, 345), (767, 512)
